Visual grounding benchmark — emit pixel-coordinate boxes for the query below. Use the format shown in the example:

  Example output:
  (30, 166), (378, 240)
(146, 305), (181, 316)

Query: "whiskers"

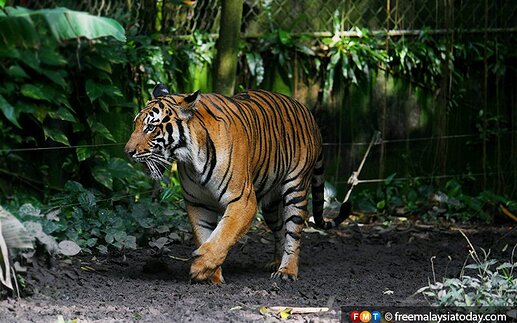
(143, 153), (173, 180)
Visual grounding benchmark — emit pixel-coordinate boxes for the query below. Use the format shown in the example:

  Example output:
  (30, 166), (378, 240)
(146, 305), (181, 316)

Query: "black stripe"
(165, 123), (174, 143)
(199, 101), (223, 121)
(176, 120), (186, 147)
(282, 184), (304, 200)
(291, 203), (308, 211)
(216, 145), (234, 200)
(285, 215), (304, 225)
(198, 218), (217, 230)
(201, 134), (217, 186)
(225, 185), (246, 206)
(285, 231), (301, 240)
(284, 195), (306, 207)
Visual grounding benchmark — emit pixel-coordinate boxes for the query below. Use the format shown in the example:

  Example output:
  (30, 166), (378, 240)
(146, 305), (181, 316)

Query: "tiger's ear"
(152, 84), (170, 98)
(179, 90), (200, 120)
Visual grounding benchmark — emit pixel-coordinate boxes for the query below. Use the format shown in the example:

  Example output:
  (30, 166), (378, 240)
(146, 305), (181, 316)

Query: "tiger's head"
(125, 84), (200, 179)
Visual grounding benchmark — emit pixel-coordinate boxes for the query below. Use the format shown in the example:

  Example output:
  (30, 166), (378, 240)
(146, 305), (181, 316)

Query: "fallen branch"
(269, 306), (329, 314)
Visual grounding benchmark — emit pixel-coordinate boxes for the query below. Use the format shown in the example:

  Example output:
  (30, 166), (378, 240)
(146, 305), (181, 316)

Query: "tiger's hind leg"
(261, 199), (284, 271)
(185, 202), (225, 284)
(271, 181), (309, 281)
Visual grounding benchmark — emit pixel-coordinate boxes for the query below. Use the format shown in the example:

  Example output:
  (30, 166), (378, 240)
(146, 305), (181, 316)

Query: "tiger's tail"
(311, 152), (351, 230)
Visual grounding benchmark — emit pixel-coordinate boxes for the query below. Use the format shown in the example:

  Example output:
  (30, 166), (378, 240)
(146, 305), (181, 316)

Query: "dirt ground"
(1, 222), (516, 322)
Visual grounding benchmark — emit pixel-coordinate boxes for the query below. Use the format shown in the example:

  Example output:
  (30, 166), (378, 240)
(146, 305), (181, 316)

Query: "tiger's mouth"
(133, 152), (172, 180)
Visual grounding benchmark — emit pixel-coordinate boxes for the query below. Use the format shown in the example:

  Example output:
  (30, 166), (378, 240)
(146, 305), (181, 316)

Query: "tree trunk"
(213, 0), (243, 96)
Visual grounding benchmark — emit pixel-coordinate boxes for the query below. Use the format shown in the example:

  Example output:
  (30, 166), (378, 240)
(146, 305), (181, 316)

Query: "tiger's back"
(125, 85), (350, 284)
(179, 90), (321, 208)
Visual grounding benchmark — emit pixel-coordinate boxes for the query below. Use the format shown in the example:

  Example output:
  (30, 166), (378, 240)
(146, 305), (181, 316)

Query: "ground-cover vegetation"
(417, 232), (516, 312)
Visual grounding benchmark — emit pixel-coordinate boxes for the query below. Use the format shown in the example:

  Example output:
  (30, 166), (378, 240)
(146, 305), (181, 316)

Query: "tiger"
(125, 84), (351, 284)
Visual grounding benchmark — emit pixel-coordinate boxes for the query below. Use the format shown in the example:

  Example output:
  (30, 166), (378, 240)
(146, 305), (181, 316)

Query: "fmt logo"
(349, 310), (382, 323)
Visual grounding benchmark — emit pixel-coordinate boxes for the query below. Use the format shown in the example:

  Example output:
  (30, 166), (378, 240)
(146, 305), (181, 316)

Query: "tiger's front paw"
(271, 267), (298, 281)
(210, 267), (225, 284)
(265, 258), (281, 272)
(190, 242), (226, 284)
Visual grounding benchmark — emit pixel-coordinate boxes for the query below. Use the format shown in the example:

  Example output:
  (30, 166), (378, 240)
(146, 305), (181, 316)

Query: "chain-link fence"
(13, 0), (517, 37)
(244, 0), (517, 33)
(155, 0), (517, 37)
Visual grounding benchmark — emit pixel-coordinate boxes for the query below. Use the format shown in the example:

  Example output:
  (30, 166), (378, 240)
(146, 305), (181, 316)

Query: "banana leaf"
(0, 6), (126, 48)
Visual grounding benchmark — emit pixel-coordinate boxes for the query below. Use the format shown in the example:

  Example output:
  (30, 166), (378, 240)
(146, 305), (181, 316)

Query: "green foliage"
(264, 29), (315, 81)
(0, 7), (126, 46)
(0, 7), (218, 261)
(126, 30), (215, 103)
(417, 234), (517, 308)
(322, 26), (387, 96)
(238, 9), (513, 112)
(13, 181), (185, 254)
(353, 177), (516, 222)
(0, 7), (134, 194)
(240, 20), (317, 94)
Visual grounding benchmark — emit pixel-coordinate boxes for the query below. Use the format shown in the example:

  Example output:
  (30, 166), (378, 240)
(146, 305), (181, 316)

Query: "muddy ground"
(1, 222), (516, 322)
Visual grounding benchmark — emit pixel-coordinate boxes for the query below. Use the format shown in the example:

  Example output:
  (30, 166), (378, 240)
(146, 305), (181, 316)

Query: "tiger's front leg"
(185, 202), (225, 284)
(190, 185), (257, 283)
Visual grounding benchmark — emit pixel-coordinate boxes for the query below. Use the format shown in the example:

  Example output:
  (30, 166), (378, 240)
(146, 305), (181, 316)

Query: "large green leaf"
(0, 7), (38, 47)
(41, 8), (125, 42)
(85, 80), (124, 103)
(92, 166), (113, 190)
(6, 65), (28, 79)
(88, 120), (116, 142)
(91, 158), (139, 189)
(76, 146), (93, 162)
(38, 47), (67, 66)
(0, 7), (126, 47)
(85, 80), (104, 102)
(21, 84), (55, 102)
(48, 107), (76, 122)
(0, 94), (21, 128)
(43, 127), (70, 146)
(39, 68), (68, 89)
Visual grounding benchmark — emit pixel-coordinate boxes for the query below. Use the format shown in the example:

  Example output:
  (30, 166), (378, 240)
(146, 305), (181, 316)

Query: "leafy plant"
(0, 6), (132, 195)
(265, 28), (316, 83)
(174, 31), (216, 92)
(0, 6), (126, 46)
(13, 181), (186, 255)
(417, 232), (517, 308)
(322, 26), (387, 97)
(351, 176), (517, 222)
(240, 21), (317, 94)
(126, 30), (216, 106)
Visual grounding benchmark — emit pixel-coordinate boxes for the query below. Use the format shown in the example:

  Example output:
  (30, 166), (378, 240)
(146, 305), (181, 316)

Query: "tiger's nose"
(124, 144), (136, 158)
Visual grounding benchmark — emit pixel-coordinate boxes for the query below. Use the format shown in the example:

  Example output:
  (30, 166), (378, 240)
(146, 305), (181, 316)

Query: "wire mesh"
(10, 0), (517, 36)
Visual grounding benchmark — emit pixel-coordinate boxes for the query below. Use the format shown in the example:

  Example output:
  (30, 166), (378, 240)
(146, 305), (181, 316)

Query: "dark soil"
(1, 223), (516, 322)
